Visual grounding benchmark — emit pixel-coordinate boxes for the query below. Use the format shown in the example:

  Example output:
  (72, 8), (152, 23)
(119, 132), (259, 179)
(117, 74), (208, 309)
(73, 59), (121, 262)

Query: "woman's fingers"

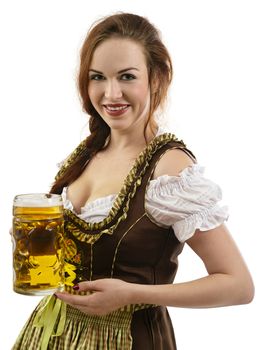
(55, 292), (91, 307)
(55, 291), (107, 316)
(54, 279), (130, 316)
(74, 280), (99, 292)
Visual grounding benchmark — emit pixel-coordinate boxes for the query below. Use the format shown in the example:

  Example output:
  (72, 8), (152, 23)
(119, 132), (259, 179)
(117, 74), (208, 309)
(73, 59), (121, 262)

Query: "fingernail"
(73, 284), (79, 290)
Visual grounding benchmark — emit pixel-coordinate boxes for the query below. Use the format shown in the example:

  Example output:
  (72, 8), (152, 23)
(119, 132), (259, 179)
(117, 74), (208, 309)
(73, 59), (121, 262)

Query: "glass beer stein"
(12, 193), (64, 295)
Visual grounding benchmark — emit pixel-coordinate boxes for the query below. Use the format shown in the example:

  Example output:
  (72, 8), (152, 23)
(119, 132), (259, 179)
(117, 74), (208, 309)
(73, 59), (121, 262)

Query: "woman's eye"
(89, 74), (105, 81)
(120, 73), (136, 81)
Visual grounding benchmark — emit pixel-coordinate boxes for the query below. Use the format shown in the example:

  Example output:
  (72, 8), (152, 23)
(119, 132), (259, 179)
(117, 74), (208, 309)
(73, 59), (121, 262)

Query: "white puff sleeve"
(145, 164), (229, 242)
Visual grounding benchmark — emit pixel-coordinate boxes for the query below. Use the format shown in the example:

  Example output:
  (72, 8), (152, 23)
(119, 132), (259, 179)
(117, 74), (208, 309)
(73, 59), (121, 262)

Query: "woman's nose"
(104, 79), (123, 99)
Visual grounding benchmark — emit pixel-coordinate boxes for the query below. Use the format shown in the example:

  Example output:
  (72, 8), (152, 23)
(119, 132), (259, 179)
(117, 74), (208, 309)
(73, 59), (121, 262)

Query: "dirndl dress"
(12, 133), (194, 350)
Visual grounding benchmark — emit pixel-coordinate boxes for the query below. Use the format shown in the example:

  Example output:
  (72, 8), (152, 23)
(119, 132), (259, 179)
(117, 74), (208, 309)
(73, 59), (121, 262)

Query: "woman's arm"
(131, 223), (254, 308)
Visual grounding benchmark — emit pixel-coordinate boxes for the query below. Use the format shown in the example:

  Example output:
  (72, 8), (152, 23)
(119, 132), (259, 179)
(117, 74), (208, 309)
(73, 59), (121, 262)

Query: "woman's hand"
(55, 278), (133, 316)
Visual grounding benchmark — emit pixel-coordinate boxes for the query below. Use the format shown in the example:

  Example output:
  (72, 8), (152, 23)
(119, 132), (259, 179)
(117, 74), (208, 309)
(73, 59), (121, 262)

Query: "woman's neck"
(106, 123), (158, 153)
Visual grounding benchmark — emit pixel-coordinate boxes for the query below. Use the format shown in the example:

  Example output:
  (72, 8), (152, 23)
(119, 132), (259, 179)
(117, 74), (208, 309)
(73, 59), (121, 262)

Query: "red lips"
(103, 104), (130, 116)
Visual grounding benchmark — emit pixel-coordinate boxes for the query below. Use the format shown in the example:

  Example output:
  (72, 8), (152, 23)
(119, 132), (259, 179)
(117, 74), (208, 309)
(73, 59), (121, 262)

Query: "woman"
(13, 12), (254, 350)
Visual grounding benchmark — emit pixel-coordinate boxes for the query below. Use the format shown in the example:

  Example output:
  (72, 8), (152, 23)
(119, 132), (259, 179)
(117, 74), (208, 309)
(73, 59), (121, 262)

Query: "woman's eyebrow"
(89, 67), (139, 74)
(89, 69), (103, 74)
(118, 67), (139, 73)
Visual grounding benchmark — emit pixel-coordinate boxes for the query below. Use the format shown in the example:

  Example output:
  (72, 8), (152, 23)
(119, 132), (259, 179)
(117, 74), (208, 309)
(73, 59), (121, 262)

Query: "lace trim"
(60, 133), (186, 243)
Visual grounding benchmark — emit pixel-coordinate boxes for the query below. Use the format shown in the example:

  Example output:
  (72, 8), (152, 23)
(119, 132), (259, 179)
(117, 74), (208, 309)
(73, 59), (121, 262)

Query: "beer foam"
(13, 193), (63, 207)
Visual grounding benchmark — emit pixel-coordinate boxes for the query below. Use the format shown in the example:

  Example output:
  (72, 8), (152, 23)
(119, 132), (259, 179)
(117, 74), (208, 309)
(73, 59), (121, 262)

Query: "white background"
(0, 1), (262, 349)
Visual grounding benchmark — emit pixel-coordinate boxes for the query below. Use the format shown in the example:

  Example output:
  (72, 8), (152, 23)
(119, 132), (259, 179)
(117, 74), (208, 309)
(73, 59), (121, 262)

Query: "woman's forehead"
(90, 38), (147, 72)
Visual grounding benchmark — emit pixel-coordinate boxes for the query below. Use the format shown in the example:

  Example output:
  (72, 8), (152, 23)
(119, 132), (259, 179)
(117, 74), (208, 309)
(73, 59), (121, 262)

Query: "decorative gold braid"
(64, 220), (105, 244)
(62, 133), (186, 243)
(55, 139), (87, 181)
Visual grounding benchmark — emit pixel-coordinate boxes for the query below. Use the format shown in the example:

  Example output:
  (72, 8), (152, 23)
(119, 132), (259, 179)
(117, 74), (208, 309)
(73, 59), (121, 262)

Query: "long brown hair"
(51, 12), (173, 194)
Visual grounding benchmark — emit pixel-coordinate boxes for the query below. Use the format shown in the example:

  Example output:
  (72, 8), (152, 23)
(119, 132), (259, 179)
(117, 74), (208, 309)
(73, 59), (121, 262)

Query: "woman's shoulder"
(153, 127), (195, 179)
(153, 147), (195, 180)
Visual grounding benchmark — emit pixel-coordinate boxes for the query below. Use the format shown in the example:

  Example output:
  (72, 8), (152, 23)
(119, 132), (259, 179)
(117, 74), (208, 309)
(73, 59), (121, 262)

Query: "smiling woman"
(11, 12), (254, 350)
(87, 38), (151, 130)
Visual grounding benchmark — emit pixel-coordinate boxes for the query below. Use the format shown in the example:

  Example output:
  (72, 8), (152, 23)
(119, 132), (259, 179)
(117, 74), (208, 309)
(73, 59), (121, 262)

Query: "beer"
(12, 194), (64, 295)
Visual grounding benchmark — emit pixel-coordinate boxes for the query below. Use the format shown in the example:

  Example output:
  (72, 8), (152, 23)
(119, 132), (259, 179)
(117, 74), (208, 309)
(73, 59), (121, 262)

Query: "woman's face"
(88, 38), (151, 132)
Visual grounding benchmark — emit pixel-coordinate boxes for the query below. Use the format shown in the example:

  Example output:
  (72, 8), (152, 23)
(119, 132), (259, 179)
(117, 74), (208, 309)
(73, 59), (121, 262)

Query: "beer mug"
(12, 193), (64, 295)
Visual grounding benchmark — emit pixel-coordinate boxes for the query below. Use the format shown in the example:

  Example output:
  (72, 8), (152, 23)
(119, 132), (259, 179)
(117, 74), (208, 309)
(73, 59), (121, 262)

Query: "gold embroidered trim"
(55, 139), (87, 181)
(61, 133), (186, 243)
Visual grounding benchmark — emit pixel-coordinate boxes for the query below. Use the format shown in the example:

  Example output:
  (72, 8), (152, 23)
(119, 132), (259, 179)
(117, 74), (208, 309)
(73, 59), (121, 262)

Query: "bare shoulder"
(152, 148), (195, 179)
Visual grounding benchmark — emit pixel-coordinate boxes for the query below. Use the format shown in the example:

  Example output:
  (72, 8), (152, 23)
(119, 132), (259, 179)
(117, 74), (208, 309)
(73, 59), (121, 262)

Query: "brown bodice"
(59, 134), (195, 289)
